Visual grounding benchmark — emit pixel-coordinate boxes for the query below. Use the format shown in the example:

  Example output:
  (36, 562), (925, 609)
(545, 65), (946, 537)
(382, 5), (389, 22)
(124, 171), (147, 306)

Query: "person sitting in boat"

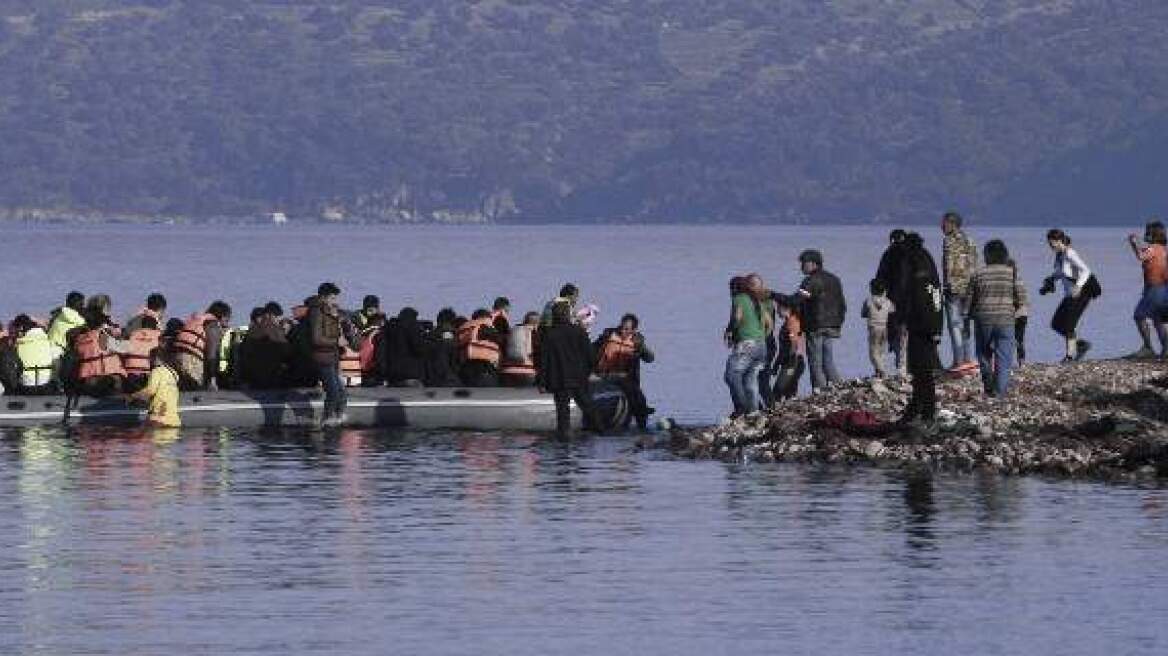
(594, 313), (656, 430)
(125, 347), (182, 428)
(500, 311), (541, 387)
(491, 297), (512, 334)
(11, 314), (59, 395)
(239, 302), (292, 389)
(124, 293), (167, 335)
(458, 308), (504, 387)
(46, 291), (86, 351)
(121, 315), (162, 393)
(65, 294), (127, 398)
(424, 307), (462, 387)
(171, 301), (232, 391)
(352, 294), (382, 332)
(381, 307), (428, 387)
(541, 283), (580, 327)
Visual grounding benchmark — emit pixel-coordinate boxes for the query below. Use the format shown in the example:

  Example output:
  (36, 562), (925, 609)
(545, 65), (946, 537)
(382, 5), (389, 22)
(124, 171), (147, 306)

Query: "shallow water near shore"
(2, 426), (1167, 655)
(2, 224), (1167, 653)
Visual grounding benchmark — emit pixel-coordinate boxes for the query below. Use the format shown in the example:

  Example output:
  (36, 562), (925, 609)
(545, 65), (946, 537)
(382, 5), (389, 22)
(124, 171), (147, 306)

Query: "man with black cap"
(796, 249), (846, 391)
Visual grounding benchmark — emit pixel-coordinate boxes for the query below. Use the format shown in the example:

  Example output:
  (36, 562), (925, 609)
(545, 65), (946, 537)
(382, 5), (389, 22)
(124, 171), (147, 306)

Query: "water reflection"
(1, 427), (1166, 654)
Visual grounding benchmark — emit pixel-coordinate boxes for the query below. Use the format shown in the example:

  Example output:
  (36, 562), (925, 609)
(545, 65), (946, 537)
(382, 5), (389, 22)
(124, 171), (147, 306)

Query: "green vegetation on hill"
(1, 1), (1166, 223)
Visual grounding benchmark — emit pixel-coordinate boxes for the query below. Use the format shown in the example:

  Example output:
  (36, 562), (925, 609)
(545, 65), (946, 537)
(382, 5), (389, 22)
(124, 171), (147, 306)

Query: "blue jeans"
(976, 322), (1016, 397)
(724, 340), (767, 414)
(946, 295), (973, 364)
(318, 363), (347, 419)
(805, 330), (842, 390)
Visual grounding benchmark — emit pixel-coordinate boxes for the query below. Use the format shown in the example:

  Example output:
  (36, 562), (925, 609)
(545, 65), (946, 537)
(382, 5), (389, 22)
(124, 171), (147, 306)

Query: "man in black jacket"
(796, 250), (846, 391)
(538, 301), (598, 438)
(897, 233), (944, 426)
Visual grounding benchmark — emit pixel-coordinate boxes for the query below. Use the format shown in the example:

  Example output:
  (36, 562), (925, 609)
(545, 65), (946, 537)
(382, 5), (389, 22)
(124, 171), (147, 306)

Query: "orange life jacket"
(340, 346), (363, 386)
(121, 328), (161, 376)
(173, 313), (215, 361)
(358, 327), (381, 376)
(596, 332), (637, 375)
(458, 318), (501, 366)
(75, 329), (126, 380)
(500, 324), (536, 378)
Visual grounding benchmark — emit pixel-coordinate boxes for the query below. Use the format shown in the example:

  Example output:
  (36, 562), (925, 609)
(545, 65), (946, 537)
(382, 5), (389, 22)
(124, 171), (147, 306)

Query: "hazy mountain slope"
(0, 0), (1164, 222)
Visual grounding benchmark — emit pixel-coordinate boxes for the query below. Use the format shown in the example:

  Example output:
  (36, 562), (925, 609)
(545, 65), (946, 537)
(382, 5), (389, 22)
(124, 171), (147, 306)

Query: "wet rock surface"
(661, 360), (1168, 481)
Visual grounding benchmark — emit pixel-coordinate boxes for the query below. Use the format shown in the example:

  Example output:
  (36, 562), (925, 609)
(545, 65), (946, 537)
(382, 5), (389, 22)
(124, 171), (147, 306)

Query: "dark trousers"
(553, 386), (595, 437)
(773, 355), (805, 401)
(1052, 294), (1091, 338)
(317, 363), (347, 419)
(905, 332), (940, 421)
(1015, 316), (1028, 362)
(607, 375), (650, 428)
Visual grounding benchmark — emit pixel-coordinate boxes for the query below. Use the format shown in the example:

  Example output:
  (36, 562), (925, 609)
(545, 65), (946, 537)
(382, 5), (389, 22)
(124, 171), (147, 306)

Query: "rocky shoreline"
(663, 360), (1168, 482)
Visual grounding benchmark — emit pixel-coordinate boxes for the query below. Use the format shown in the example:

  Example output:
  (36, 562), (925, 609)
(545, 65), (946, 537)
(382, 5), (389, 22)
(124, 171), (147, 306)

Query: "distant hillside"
(0, 0), (1166, 223)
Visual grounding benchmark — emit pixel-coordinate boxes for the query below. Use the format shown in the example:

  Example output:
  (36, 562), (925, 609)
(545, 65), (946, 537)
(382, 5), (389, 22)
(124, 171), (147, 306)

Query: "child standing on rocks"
(861, 278), (895, 378)
(1009, 258), (1028, 364)
(772, 296), (805, 401)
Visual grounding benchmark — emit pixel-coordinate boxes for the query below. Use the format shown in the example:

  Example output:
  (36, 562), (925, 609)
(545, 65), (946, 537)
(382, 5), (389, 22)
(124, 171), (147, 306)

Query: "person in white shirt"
(1039, 229), (1096, 362)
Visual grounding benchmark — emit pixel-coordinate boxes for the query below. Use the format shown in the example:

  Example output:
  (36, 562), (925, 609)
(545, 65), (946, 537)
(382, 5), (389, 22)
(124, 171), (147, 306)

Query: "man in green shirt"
(723, 274), (772, 416)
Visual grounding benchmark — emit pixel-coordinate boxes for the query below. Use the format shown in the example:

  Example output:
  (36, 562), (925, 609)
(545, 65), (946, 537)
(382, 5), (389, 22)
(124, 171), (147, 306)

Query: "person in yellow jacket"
(126, 349), (182, 428)
(12, 314), (60, 394)
(46, 291), (86, 350)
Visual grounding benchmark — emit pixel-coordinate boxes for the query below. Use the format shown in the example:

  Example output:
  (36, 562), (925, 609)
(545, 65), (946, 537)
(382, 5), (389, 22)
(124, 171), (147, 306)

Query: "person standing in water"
(1040, 229), (1096, 362)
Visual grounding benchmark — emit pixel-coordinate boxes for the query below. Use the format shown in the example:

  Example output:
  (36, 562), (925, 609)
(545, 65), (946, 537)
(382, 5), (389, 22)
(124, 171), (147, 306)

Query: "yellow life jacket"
(47, 306), (85, 350)
(16, 327), (58, 387)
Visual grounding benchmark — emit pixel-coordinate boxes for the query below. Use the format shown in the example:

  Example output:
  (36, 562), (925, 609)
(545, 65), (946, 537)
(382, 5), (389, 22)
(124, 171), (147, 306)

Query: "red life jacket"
(75, 329), (126, 380)
(500, 324), (536, 379)
(358, 327), (381, 376)
(340, 346), (362, 386)
(173, 313), (215, 361)
(121, 328), (161, 376)
(596, 332), (637, 375)
(457, 318), (501, 366)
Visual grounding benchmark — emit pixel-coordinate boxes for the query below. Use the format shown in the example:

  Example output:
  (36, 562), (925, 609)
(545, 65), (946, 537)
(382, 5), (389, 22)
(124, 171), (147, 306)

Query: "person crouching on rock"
(1040, 229), (1096, 362)
(970, 240), (1028, 397)
(897, 233), (944, 427)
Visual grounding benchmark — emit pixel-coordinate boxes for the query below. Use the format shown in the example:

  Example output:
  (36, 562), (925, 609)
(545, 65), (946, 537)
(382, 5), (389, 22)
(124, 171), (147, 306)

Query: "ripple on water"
(0, 426), (1166, 655)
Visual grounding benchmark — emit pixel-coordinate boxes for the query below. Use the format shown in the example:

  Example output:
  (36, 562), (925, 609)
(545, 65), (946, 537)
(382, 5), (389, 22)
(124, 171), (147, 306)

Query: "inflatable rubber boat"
(0, 384), (629, 431)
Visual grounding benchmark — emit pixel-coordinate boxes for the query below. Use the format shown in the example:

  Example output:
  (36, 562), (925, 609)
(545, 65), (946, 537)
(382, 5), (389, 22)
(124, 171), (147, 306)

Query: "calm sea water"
(1, 224), (1165, 655)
